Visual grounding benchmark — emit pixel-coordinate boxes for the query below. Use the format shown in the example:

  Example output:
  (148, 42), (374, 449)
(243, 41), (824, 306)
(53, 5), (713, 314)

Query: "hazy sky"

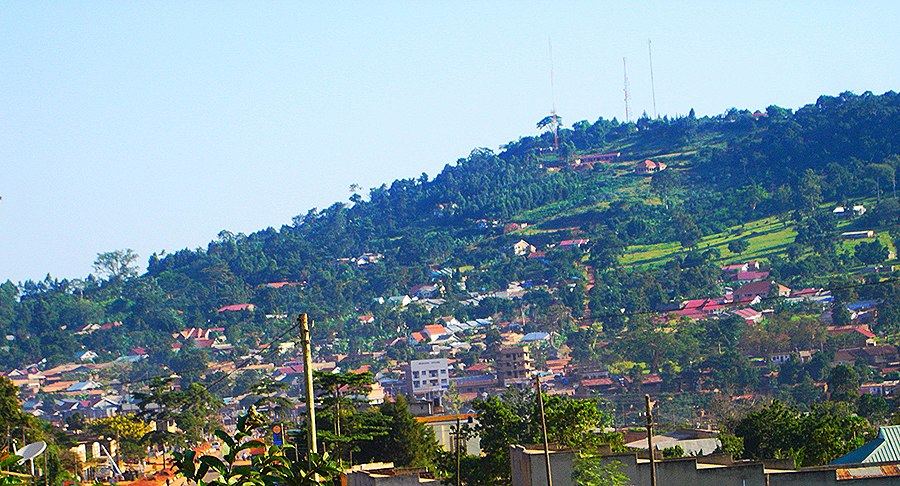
(2, 2), (898, 282)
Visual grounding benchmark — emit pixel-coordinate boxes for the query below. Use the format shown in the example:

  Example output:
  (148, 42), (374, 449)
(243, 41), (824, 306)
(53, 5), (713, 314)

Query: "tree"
(536, 114), (562, 132)
(855, 240), (889, 265)
(93, 249), (140, 281)
(797, 169), (823, 211)
(734, 400), (874, 466)
(89, 414), (153, 462)
(727, 239), (750, 255)
(313, 371), (379, 464)
(135, 377), (223, 449)
(572, 457), (629, 486)
(372, 396), (438, 468)
(857, 393), (890, 423)
(827, 365), (860, 402)
(869, 163), (895, 201)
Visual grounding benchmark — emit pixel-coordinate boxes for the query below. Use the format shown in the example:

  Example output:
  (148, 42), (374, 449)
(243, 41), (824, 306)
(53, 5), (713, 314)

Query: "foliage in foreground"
(572, 457), (629, 486)
(174, 409), (342, 486)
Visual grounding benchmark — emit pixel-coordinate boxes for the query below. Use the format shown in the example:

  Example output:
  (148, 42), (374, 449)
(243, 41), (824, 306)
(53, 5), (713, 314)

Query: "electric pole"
(645, 394), (657, 486)
(535, 374), (553, 486)
(298, 313), (318, 459)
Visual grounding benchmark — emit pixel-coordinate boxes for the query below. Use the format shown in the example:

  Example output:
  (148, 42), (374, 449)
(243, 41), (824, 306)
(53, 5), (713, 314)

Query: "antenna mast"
(549, 38), (559, 152)
(648, 39), (658, 118)
(623, 57), (632, 123)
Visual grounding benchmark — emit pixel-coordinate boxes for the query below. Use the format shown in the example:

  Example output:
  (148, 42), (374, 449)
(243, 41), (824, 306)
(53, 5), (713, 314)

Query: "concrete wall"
(510, 446), (900, 486)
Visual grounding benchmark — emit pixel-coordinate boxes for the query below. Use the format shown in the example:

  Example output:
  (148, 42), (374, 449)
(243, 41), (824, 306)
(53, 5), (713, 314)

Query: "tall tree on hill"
(827, 364), (860, 403)
(93, 249), (140, 282)
(797, 169), (823, 212)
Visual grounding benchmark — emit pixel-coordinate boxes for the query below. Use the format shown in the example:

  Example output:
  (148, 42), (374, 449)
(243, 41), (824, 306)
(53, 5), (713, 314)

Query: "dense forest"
(2, 89), (900, 381)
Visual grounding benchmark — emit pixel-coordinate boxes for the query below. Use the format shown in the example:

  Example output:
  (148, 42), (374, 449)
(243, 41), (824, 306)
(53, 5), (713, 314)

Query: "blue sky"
(1, 2), (898, 282)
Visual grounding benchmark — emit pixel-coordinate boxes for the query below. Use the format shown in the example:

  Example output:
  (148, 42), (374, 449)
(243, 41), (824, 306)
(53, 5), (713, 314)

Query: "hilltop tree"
(93, 249), (140, 281)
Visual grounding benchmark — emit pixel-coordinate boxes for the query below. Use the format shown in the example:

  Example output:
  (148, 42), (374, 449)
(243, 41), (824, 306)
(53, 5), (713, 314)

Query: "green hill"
(3, 90), (900, 370)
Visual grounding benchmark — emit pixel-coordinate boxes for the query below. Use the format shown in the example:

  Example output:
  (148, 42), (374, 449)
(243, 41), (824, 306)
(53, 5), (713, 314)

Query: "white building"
(406, 358), (450, 398)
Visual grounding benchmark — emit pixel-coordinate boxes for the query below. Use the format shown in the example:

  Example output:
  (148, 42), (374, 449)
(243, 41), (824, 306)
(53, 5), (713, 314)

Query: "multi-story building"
(406, 358), (451, 399)
(496, 346), (533, 387)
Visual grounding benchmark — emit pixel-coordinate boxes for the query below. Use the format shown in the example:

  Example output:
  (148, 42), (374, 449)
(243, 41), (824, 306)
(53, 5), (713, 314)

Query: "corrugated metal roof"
(831, 425), (900, 465)
(836, 464), (900, 480)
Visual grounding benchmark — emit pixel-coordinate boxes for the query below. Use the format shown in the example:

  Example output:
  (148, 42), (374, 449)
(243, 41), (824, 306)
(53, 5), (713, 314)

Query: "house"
(76, 351), (98, 362)
(732, 270), (770, 284)
(217, 303), (255, 313)
(833, 205), (867, 217)
(732, 308), (764, 324)
(422, 324), (450, 343)
(859, 380), (899, 397)
(827, 325), (876, 347)
(573, 152), (621, 166)
(355, 252), (384, 266)
(520, 332), (551, 343)
(512, 240), (536, 256)
(387, 295), (413, 307)
(733, 280), (791, 301)
(409, 284), (441, 299)
(74, 323), (102, 335)
(263, 281), (304, 289)
(634, 159), (667, 174)
(841, 230), (875, 239)
(558, 239), (590, 249)
(721, 261), (761, 273)
(787, 288), (831, 303)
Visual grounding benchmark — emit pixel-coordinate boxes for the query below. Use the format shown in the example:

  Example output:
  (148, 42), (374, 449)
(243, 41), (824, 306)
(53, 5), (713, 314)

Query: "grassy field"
(620, 216), (798, 267)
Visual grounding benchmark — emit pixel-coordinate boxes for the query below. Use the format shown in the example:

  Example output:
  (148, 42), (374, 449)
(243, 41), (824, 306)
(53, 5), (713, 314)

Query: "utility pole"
(455, 415), (462, 486)
(298, 313), (318, 460)
(535, 374), (553, 486)
(645, 394), (657, 486)
(623, 57), (632, 124)
(648, 39), (658, 118)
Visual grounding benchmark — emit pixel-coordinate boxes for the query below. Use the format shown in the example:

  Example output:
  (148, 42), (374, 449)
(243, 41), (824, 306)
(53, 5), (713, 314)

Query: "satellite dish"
(16, 441), (46, 463)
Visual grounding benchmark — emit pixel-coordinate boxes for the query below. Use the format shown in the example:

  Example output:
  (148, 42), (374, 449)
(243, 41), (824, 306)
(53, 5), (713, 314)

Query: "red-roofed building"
(423, 324), (449, 342)
(733, 270), (770, 283)
(634, 159), (667, 174)
(264, 281), (304, 289)
(558, 239), (590, 249)
(722, 262), (760, 273)
(217, 303), (255, 313)
(828, 325), (877, 347)
(733, 281), (790, 301)
(732, 308), (764, 324)
(99, 321), (122, 331)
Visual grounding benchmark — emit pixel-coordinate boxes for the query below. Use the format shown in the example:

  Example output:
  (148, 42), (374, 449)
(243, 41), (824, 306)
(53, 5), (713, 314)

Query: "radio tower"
(549, 38), (559, 152)
(648, 39), (658, 118)
(623, 57), (632, 123)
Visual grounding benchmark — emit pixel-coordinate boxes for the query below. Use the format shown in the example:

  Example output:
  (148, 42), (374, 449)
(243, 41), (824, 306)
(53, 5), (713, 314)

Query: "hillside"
(3, 90), (900, 372)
